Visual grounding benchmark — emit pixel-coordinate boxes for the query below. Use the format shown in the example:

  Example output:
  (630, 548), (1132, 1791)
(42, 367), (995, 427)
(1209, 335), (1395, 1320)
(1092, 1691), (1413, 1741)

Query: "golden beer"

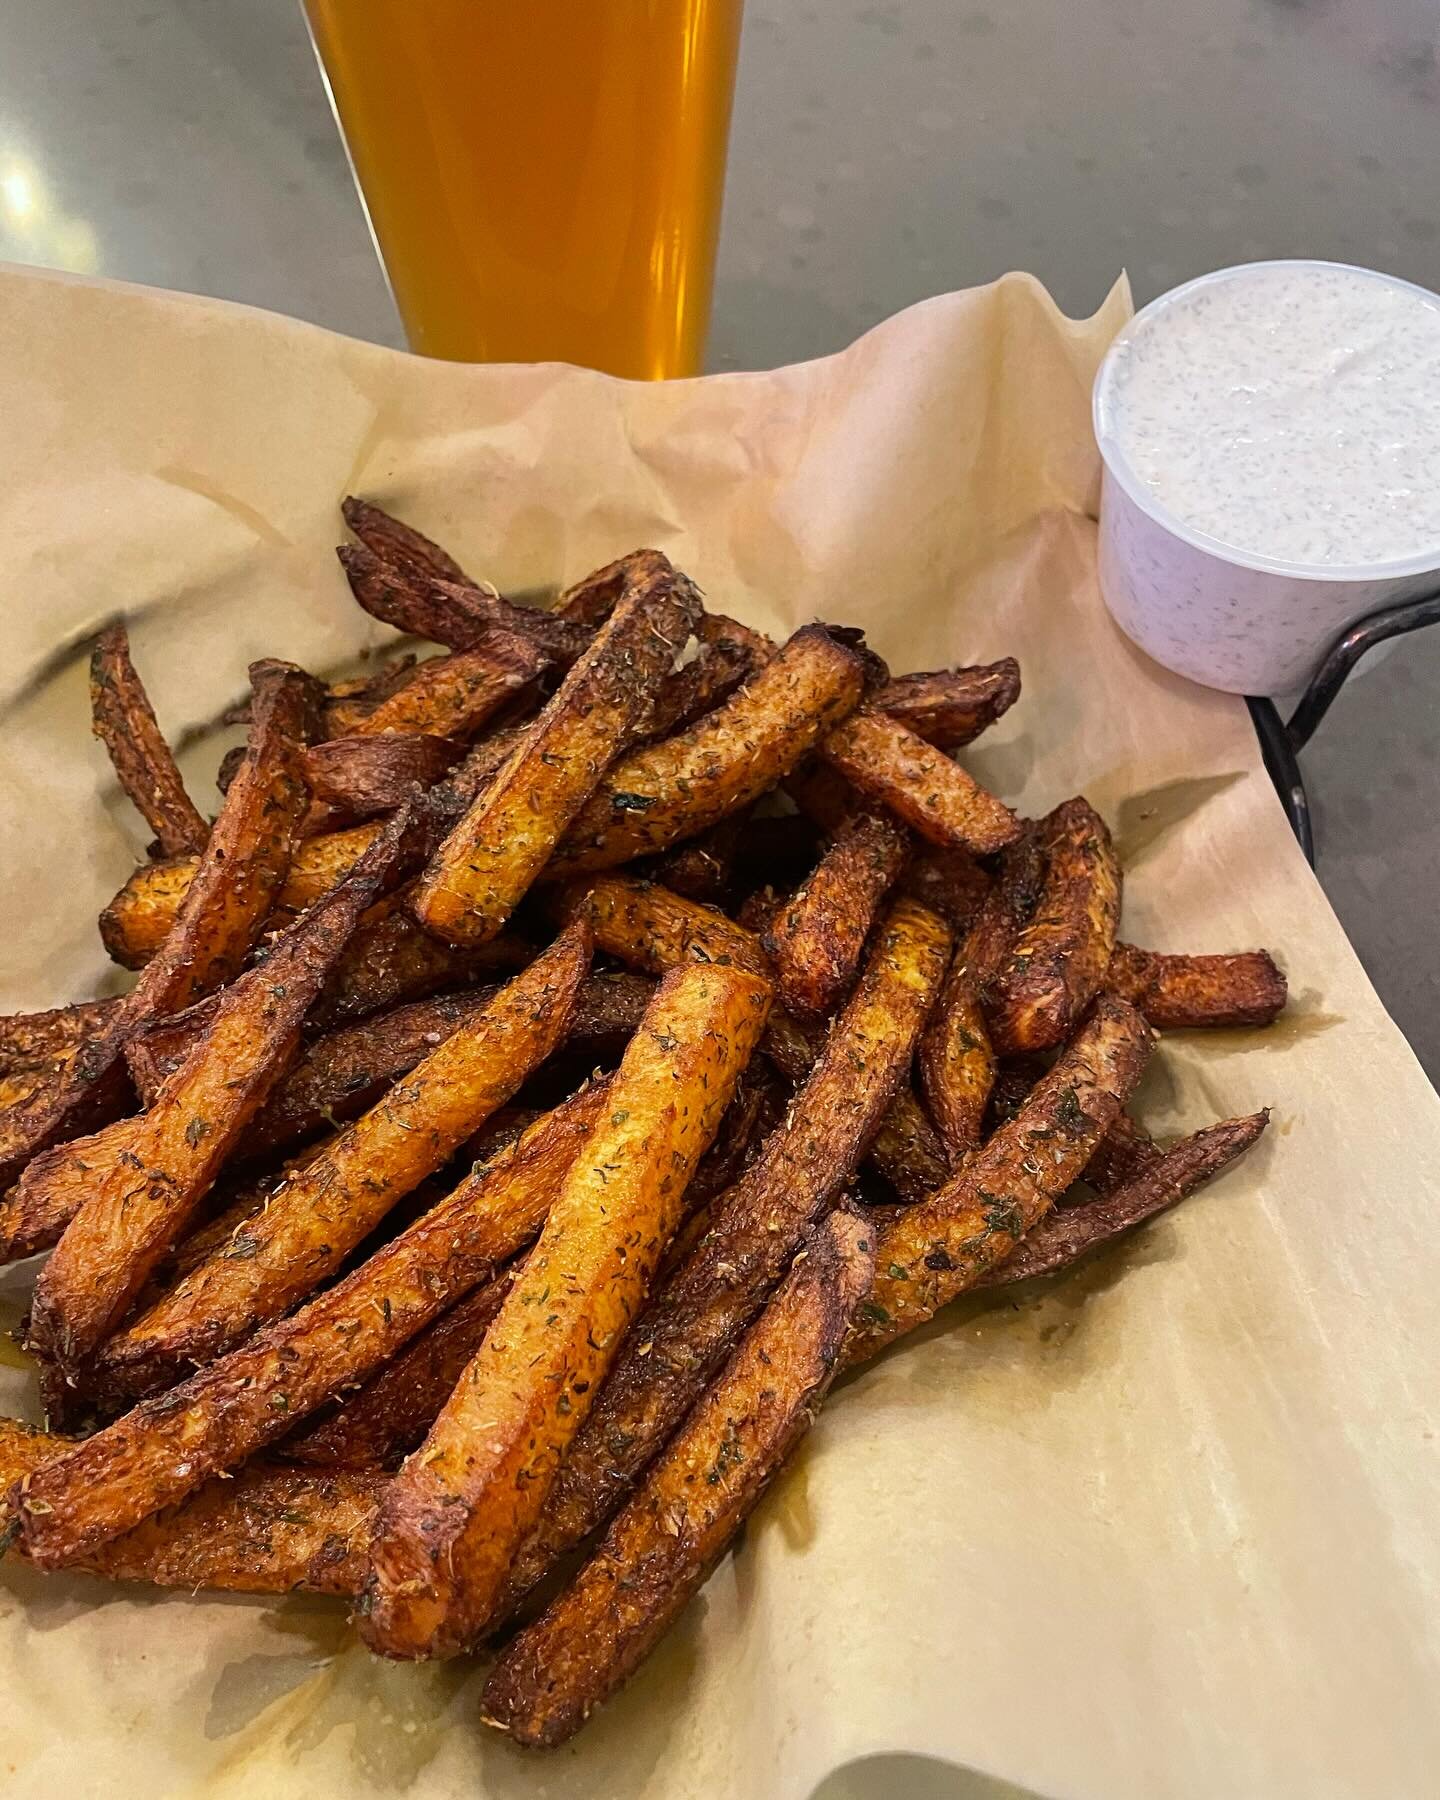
(304, 0), (744, 376)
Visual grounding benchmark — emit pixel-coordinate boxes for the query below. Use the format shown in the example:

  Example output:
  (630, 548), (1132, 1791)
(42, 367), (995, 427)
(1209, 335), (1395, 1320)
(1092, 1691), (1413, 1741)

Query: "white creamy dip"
(1100, 262), (1440, 571)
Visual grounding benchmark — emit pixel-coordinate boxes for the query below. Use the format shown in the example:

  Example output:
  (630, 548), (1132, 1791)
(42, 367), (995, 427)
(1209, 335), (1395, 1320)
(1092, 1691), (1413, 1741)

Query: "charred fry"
(0, 661), (315, 1201)
(360, 961), (773, 1660)
(763, 811), (909, 1017)
(918, 829), (1042, 1163)
(303, 732), (466, 820)
(90, 622), (209, 856)
(849, 994), (1153, 1362)
(980, 1111), (1269, 1286)
(482, 1207), (874, 1747)
(1105, 942), (1288, 1030)
(987, 798), (1121, 1053)
(871, 658), (1022, 749)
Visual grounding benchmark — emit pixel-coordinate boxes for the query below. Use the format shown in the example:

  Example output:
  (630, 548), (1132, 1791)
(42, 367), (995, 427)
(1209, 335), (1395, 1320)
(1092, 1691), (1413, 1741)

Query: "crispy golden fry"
(302, 732), (466, 821)
(341, 496), (474, 588)
(128, 973), (650, 1162)
(549, 626), (865, 875)
(360, 961), (773, 1660)
(90, 923), (593, 1395)
(90, 623), (209, 856)
(1105, 942), (1288, 1030)
(0, 663), (315, 1199)
(820, 707), (1021, 855)
(568, 874), (772, 978)
(482, 1207), (874, 1747)
(412, 552), (698, 944)
(20, 1083), (611, 1566)
(763, 811), (909, 1017)
(871, 659), (1022, 749)
(0, 1419), (380, 1595)
(848, 994), (1153, 1362)
(980, 1111), (1269, 1287)
(26, 804), (424, 1377)
(0, 999), (119, 1076)
(100, 819), (382, 970)
(284, 1265), (520, 1470)
(492, 897), (949, 1621)
(1082, 1109), (1160, 1197)
(918, 830), (1041, 1163)
(348, 640), (544, 740)
(0, 1069), (46, 1113)
(987, 798), (1121, 1054)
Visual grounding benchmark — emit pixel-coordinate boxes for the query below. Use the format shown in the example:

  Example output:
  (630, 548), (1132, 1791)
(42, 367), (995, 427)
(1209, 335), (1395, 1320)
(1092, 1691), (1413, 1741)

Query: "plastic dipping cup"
(1093, 261), (1440, 694)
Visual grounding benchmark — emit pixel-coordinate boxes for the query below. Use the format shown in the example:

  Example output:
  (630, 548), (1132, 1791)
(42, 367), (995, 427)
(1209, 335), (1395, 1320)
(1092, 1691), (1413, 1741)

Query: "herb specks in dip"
(1104, 263), (1440, 570)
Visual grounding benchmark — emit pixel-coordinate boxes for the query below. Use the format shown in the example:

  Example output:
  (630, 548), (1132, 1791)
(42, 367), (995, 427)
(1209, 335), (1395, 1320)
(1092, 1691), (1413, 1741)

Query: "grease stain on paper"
(204, 1600), (472, 1791)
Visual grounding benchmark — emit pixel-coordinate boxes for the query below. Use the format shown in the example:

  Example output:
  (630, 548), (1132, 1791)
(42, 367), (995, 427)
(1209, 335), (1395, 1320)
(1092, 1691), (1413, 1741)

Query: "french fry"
(25, 802), (425, 1377)
(308, 902), (530, 1029)
(763, 811), (909, 1016)
(341, 496), (474, 588)
(986, 798), (1121, 1053)
(88, 921), (593, 1394)
(0, 662), (316, 1198)
(302, 732), (466, 820)
(0, 1418), (381, 1596)
(19, 1082), (611, 1565)
(482, 1207), (875, 1748)
(641, 639), (756, 741)
(899, 844), (993, 934)
(1105, 942), (1288, 1030)
(360, 960), (774, 1660)
(128, 973), (652, 1161)
(568, 874), (772, 978)
(848, 994), (1153, 1362)
(552, 552), (643, 626)
(412, 552), (699, 945)
(340, 538), (596, 666)
(870, 659), (1022, 749)
(548, 626), (865, 874)
(650, 813), (749, 902)
(321, 655), (420, 736)
(284, 1265), (521, 1470)
(1082, 1109), (1160, 1197)
(90, 623), (209, 855)
(100, 819), (381, 970)
(490, 897), (949, 1622)
(979, 1112), (1269, 1287)
(0, 999), (119, 1076)
(918, 828), (1042, 1162)
(348, 639), (545, 740)
(820, 707), (1021, 855)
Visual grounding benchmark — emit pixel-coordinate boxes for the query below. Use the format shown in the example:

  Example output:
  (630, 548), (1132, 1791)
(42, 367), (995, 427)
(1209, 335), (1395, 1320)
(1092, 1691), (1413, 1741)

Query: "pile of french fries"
(0, 502), (1284, 1748)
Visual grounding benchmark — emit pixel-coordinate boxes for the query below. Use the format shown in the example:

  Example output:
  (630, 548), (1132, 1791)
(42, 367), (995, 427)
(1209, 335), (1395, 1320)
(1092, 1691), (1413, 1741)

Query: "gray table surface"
(2, 0), (1437, 1075)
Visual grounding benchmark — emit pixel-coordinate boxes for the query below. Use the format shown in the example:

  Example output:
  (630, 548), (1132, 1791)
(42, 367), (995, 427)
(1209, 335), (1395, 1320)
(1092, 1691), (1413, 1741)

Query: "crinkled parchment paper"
(0, 265), (1436, 1800)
